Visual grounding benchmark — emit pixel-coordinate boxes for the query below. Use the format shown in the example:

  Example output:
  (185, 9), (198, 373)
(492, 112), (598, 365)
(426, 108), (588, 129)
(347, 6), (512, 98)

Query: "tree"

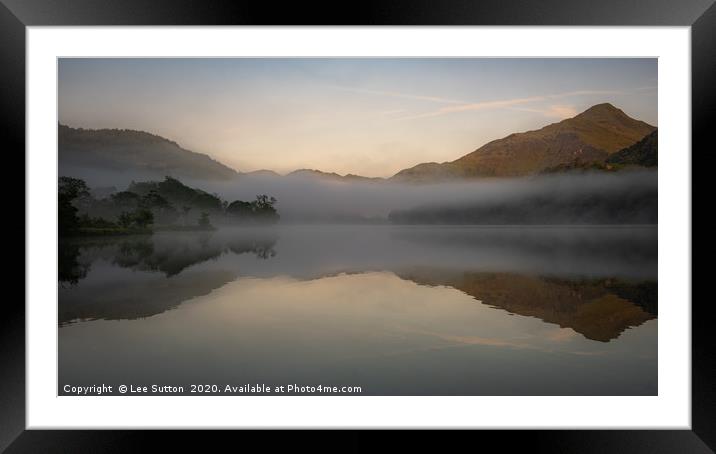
(192, 192), (223, 212)
(58, 177), (91, 236)
(118, 211), (133, 228)
(226, 195), (279, 224)
(111, 191), (140, 208)
(128, 176), (224, 213)
(59, 177), (90, 200)
(132, 209), (154, 228)
(251, 195), (279, 223)
(253, 194), (277, 210)
(140, 190), (177, 224)
(226, 200), (253, 218)
(59, 196), (79, 235)
(141, 190), (171, 210)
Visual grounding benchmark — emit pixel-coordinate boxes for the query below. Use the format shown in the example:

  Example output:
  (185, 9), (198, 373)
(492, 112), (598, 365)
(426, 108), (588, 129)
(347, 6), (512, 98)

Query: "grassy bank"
(154, 224), (216, 232)
(75, 227), (153, 236)
(69, 224), (216, 237)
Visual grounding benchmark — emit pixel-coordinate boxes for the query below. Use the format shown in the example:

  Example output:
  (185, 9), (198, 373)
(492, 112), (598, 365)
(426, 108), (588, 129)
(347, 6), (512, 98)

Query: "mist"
(61, 164), (657, 224)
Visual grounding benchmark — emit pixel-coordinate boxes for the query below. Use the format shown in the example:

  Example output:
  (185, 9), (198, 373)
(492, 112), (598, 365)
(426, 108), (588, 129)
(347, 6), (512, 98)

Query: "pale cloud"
(397, 95), (548, 120)
(381, 89), (622, 121)
(512, 104), (579, 119)
(545, 105), (580, 119)
(379, 109), (407, 116)
(335, 86), (466, 105)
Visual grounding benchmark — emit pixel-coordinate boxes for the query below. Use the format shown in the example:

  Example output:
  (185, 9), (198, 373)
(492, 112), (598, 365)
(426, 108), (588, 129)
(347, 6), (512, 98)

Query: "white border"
(27, 27), (691, 429)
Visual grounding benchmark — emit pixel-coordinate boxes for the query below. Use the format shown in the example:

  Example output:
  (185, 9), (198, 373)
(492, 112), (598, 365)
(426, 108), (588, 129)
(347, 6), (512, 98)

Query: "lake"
(58, 225), (657, 395)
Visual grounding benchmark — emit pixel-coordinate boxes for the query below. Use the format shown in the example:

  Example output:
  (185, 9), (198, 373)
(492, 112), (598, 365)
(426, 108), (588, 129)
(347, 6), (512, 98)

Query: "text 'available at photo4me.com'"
(61, 383), (364, 396)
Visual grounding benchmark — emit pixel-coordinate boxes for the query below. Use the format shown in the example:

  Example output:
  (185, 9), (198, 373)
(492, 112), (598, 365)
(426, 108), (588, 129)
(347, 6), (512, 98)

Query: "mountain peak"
(584, 102), (619, 111)
(575, 103), (628, 120)
(392, 103), (656, 181)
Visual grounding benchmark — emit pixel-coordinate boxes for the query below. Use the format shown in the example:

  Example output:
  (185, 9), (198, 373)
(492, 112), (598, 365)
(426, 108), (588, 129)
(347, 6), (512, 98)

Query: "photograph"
(56, 57), (659, 397)
(3, 0), (708, 446)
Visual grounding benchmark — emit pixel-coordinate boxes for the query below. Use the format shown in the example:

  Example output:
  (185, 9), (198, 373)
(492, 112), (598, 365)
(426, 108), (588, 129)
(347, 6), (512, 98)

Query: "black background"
(3, 0), (713, 452)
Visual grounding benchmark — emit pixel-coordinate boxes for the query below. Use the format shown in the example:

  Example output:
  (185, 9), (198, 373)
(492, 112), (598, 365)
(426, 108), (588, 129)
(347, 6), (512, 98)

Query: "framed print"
(4, 0), (712, 451)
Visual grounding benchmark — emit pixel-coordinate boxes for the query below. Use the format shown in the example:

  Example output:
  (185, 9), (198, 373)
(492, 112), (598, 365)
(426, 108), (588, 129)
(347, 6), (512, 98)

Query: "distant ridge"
(59, 103), (657, 184)
(59, 124), (238, 181)
(244, 169), (282, 178)
(607, 129), (658, 167)
(287, 169), (385, 183)
(392, 103), (656, 182)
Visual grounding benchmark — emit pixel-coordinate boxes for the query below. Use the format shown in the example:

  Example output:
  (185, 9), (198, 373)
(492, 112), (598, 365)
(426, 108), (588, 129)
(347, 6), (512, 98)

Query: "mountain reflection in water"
(59, 225), (657, 395)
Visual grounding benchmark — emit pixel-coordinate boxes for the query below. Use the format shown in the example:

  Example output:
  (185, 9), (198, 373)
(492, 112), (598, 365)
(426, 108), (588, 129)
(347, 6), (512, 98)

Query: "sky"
(58, 58), (657, 178)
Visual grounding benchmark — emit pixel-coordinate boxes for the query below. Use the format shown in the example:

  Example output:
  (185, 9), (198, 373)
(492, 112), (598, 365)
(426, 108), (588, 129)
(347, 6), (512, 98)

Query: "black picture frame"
(4, 0), (711, 451)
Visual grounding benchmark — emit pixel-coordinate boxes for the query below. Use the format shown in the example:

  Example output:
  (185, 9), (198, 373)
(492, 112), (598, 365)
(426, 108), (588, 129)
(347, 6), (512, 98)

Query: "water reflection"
(58, 226), (657, 395)
(398, 269), (655, 342)
(60, 230), (277, 281)
(58, 230), (277, 324)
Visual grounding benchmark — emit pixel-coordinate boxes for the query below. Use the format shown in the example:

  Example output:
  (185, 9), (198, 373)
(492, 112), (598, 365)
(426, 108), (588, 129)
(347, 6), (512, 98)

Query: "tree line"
(59, 176), (279, 237)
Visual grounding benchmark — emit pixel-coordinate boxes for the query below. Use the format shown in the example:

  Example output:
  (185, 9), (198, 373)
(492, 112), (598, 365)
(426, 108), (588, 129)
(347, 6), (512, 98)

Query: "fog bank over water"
(64, 167), (657, 224)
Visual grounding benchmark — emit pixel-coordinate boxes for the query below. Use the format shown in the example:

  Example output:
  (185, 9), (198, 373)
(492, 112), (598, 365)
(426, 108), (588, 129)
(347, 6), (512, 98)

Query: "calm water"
(58, 225), (657, 395)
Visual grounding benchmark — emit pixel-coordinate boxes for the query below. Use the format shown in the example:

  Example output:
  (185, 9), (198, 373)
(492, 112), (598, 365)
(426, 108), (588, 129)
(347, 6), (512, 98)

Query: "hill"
(59, 124), (238, 181)
(392, 103), (656, 182)
(606, 129), (658, 167)
(244, 169), (282, 178)
(127, 176), (224, 212)
(287, 168), (385, 183)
